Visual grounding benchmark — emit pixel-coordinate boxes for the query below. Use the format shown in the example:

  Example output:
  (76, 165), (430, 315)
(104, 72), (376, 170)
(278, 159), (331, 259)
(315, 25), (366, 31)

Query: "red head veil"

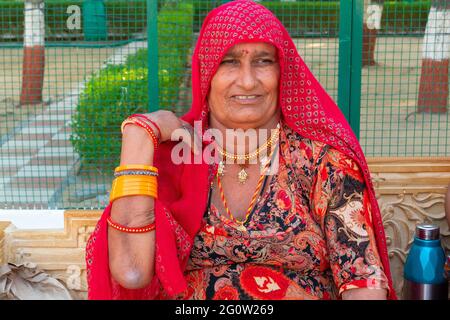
(86, 0), (396, 300)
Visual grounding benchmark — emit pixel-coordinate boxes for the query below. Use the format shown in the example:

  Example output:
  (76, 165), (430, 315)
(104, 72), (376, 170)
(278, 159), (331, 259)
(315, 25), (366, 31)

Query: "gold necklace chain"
(217, 123), (280, 161)
(216, 140), (278, 226)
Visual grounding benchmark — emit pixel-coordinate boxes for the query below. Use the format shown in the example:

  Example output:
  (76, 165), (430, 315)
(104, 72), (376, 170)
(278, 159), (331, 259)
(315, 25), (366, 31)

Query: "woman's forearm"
(108, 125), (157, 289)
(341, 288), (388, 300)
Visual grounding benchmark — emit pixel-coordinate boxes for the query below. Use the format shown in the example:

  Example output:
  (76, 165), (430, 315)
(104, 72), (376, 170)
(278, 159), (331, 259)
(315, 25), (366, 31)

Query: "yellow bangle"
(110, 187), (158, 202)
(115, 165), (158, 173)
(111, 175), (158, 188)
(110, 175), (158, 202)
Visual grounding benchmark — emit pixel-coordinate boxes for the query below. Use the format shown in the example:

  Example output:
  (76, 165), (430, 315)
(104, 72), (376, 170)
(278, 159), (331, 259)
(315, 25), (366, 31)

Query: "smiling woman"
(86, 0), (396, 300)
(209, 43), (280, 130)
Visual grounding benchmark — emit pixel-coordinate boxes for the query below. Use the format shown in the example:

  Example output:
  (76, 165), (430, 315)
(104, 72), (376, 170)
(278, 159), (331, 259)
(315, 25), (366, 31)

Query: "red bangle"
(130, 114), (162, 140)
(121, 118), (159, 151)
(107, 216), (155, 233)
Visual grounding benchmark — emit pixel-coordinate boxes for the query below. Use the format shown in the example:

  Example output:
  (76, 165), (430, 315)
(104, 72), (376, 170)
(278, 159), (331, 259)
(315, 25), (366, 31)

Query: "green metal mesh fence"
(0, 0), (448, 210)
(0, 0), (149, 209)
(359, 0), (450, 157)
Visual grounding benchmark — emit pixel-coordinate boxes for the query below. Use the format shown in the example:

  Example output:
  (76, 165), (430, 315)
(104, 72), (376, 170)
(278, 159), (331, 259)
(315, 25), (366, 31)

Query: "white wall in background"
(0, 210), (64, 230)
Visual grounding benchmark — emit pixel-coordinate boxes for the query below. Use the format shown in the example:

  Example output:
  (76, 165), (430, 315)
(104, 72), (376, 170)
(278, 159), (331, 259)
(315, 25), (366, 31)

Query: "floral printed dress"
(172, 123), (389, 300)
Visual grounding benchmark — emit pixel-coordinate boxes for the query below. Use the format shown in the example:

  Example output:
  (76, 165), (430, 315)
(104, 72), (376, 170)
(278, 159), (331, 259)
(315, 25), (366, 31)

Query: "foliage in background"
(194, 1), (432, 36)
(383, 1), (431, 33)
(0, 0), (148, 41)
(70, 1), (193, 173)
(0, 0), (432, 41)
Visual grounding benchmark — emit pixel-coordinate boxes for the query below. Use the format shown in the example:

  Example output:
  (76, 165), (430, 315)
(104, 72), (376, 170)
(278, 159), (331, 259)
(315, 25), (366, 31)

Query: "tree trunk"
(20, 0), (45, 106)
(362, 0), (384, 67)
(417, 2), (450, 113)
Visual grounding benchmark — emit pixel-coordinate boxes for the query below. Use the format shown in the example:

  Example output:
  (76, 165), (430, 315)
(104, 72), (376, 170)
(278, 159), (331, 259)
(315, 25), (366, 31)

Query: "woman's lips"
(230, 95), (263, 104)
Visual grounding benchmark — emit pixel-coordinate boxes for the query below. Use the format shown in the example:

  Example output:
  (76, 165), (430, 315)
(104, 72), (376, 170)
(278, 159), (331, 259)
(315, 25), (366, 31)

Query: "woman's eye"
(220, 59), (238, 65)
(255, 59), (274, 65)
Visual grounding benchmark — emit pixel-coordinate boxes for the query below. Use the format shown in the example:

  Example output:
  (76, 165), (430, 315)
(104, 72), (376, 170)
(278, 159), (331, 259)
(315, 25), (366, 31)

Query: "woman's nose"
(236, 63), (257, 90)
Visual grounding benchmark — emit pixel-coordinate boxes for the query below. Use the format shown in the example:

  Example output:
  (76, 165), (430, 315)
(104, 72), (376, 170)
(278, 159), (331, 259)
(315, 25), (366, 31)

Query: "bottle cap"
(415, 224), (440, 240)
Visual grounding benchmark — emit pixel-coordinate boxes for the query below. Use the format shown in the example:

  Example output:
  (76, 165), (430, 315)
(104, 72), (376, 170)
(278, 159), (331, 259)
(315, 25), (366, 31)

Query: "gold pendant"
(218, 160), (225, 176)
(260, 156), (269, 172)
(236, 223), (247, 232)
(238, 167), (248, 184)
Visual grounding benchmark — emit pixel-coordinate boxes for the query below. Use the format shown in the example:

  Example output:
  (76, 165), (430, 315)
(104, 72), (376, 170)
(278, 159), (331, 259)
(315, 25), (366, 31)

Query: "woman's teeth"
(234, 95), (258, 100)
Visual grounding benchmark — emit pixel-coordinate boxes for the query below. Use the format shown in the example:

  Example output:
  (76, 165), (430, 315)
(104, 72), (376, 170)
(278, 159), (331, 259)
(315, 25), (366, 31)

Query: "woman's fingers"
(137, 112), (202, 155)
(179, 120), (201, 155)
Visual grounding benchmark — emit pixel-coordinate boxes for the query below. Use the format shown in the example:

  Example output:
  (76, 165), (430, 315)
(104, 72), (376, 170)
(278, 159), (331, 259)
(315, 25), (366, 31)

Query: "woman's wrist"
(120, 124), (155, 165)
(111, 196), (155, 226)
(111, 123), (158, 226)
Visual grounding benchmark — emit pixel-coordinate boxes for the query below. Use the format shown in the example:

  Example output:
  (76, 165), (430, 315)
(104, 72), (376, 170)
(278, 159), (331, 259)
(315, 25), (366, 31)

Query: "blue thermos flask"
(403, 224), (447, 300)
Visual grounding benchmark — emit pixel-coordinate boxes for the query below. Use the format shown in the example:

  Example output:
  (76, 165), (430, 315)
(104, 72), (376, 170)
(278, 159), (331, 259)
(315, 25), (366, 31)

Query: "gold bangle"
(115, 165), (158, 173)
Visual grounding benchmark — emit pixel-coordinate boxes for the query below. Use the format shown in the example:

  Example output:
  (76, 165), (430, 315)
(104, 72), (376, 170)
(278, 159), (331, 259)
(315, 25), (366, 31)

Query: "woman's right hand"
(131, 110), (202, 155)
(112, 110), (202, 226)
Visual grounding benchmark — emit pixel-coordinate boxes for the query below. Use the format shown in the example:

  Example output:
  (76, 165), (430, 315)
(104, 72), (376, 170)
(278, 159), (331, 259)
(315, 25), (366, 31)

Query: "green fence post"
(82, 0), (108, 41)
(338, 0), (363, 139)
(350, 0), (363, 139)
(338, 0), (352, 122)
(147, 0), (159, 112)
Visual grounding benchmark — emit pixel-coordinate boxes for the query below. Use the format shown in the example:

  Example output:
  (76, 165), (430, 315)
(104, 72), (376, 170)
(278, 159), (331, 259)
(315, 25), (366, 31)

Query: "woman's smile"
(230, 94), (263, 105)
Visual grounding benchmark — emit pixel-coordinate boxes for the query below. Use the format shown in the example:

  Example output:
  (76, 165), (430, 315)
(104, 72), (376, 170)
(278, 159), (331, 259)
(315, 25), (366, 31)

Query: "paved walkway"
(0, 41), (147, 209)
(0, 95), (79, 209)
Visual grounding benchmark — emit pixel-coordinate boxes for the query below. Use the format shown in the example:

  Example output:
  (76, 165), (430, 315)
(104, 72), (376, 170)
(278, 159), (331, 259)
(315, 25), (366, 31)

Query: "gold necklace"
(216, 142), (277, 228)
(216, 123), (280, 184)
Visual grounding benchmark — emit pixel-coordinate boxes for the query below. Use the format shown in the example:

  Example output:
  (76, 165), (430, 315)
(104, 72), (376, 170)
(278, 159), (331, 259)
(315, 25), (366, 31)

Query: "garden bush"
(70, 65), (148, 174)
(193, 1), (432, 36)
(383, 1), (431, 33)
(0, 1), (432, 41)
(70, 1), (193, 173)
(0, 0), (148, 41)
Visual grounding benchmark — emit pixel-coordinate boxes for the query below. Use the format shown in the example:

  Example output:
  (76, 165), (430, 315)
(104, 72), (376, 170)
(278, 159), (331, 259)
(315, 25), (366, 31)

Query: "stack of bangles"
(108, 114), (161, 233)
(121, 114), (161, 151)
(107, 163), (159, 233)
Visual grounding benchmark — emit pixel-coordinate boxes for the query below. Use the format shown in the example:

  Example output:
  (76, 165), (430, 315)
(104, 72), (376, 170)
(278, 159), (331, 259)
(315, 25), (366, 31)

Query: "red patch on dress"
(300, 141), (312, 159)
(240, 265), (290, 300)
(332, 154), (363, 183)
(320, 165), (328, 181)
(276, 189), (292, 210)
(213, 285), (240, 300)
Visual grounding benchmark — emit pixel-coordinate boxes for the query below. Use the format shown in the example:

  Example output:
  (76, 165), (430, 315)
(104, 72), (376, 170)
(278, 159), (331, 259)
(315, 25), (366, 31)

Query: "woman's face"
(208, 42), (280, 130)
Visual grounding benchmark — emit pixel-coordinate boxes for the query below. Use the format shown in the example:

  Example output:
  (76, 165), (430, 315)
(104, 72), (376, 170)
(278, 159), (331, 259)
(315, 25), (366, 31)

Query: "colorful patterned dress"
(170, 123), (389, 300)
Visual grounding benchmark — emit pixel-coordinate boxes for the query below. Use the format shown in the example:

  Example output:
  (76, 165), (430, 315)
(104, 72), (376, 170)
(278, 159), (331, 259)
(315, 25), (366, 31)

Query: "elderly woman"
(86, 0), (396, 300)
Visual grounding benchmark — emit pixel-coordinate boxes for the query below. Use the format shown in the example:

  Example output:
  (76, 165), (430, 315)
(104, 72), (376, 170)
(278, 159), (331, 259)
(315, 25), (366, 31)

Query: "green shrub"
(0, 0), (432, 41)
(70, 65), (148, 173)
(193, 1), (431, 36)
(383, 1), (431, 33)
(263, 1), (340, 36)
(0, 0), (147, 41)
(70, 2), (193, 173)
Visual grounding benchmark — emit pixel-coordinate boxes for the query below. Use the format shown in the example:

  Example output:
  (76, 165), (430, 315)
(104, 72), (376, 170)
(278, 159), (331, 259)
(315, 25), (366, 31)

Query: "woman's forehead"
(224, 42), (277, 57)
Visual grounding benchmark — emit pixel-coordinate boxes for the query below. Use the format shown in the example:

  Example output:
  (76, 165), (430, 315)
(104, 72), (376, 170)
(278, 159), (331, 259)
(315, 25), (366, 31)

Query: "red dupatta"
(86, 0), (397, 300)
